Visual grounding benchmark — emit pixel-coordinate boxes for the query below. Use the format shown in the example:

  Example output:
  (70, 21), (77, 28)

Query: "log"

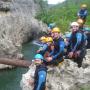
(0, 58), (32, 68)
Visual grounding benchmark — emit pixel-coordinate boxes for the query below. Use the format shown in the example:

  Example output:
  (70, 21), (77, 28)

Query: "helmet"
(77, 19), (84, 24)
(39, 36), (46, 42)
(48, 23), (56, 29)
(34, 54), (44, 60)
(52, 27), (60, 33)
(46, 37), (53, 42)
(70, 22), (79, 27)
(81, 4), (87, 8)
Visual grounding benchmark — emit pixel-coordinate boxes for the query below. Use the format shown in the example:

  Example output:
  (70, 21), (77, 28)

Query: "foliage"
(36, 0), (90, 33)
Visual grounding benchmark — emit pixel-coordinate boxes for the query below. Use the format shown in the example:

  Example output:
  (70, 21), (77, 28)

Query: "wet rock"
(0, 1), (10, 12)
(20, 50), (90, 90)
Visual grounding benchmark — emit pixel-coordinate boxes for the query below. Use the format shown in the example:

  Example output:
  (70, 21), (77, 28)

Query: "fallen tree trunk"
(0, 58), (31, 68)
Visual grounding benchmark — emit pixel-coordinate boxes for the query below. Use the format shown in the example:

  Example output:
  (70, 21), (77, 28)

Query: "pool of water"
(0, 42), (39, 90)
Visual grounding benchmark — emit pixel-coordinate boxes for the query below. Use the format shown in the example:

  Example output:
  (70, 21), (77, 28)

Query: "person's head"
(81, 4), (87, 9)
(70, 22), (79, 33)
(46, 37), (53, 46)
(52, 27), (61, 39)
(34, 54), (44, 65)
(39, 36), (47, 43)
(48, 23), (56, 30)
(77, 19), (84, 27)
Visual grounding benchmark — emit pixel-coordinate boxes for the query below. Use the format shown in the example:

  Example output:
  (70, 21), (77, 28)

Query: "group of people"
(21, 4), (88, 90)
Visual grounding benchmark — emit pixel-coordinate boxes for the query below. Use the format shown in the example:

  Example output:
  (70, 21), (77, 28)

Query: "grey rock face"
(20, 50), (90, 90)
(0, 0), (47, 68)
(46, 50), (90, 90)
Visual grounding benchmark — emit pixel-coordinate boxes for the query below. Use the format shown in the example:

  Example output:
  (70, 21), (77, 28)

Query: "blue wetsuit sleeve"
(49, 49), (54, 56)
(72, 33), (82, 52)
(36, 71), (47, 90)
(52, 41), (65, 60)
(77, 10), (80, 16)
(84, 33), (87, 40)
(39, 44), (48, 52)
(42, 44), (48, 51)
(84, 10), (87, 16)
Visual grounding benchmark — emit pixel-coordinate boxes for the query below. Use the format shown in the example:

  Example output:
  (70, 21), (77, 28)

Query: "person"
(48, 23), (56, 31)
(46, 27), (65, 65)
(33, 54), (47, 90)
(68, 22), (87, 67)
(64, 32), (71, 57)
(64, 32), (71, 46)
(37, 37), (53, 57)
(77, 18), (84, 30)
(77, 19), (88, 47)
(77, 4), (88, 23)
(20, 54), (47, 90)
(48, 23), (56, 36)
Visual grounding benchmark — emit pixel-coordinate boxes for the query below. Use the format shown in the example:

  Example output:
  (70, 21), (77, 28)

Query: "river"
(0, 42), (39, 90)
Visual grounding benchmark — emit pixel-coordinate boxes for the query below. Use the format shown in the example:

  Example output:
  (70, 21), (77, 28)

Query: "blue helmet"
(48, 23), (56, 29)
(34, 54), (44, 60)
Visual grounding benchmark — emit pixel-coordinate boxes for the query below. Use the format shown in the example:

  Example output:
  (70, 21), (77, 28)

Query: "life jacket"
(69, 31), (85, 51)
(34, 64), (47, 90)
(53, 37), (64, 58)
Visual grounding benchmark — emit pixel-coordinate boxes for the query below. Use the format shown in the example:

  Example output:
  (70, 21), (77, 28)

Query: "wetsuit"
(33, 64), (47, 90)
(49, 37), (65, 65)
(77, 9), (87, 22)
(68, 31), (86, 67)
(38, 43), (48, 56)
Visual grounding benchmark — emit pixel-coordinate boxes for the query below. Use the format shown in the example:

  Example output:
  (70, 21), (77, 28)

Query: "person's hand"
(46, 57), (52, 62)
(36, 50), (40, 53)
(68, 52), (73, 58)
(74, 51), (81, 58)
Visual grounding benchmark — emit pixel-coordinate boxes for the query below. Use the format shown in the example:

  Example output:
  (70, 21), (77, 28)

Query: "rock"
(20, 49), (90, 90)
(20, 63), (36, 90)
(0, 1), (10, 12)
(46, 58), (90, 90)
(0, 0), (47, 69)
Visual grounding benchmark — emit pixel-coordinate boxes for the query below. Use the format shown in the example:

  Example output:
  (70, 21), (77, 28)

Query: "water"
(0, 42), (39, 90)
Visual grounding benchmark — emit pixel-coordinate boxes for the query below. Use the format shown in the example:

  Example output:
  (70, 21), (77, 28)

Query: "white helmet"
(70, 22), (79, 26)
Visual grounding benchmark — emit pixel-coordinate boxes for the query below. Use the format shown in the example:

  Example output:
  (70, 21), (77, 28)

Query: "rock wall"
(20, 50), (90, 90)
(0, 0), (47, 68)
(46, 49), (90, 90)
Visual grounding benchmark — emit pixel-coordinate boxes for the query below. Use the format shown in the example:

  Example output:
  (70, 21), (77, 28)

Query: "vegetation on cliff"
(36, 0), (90, 33)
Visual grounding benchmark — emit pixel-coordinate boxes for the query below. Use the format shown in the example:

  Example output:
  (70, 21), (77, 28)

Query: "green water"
(0, 42), (39, 90)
